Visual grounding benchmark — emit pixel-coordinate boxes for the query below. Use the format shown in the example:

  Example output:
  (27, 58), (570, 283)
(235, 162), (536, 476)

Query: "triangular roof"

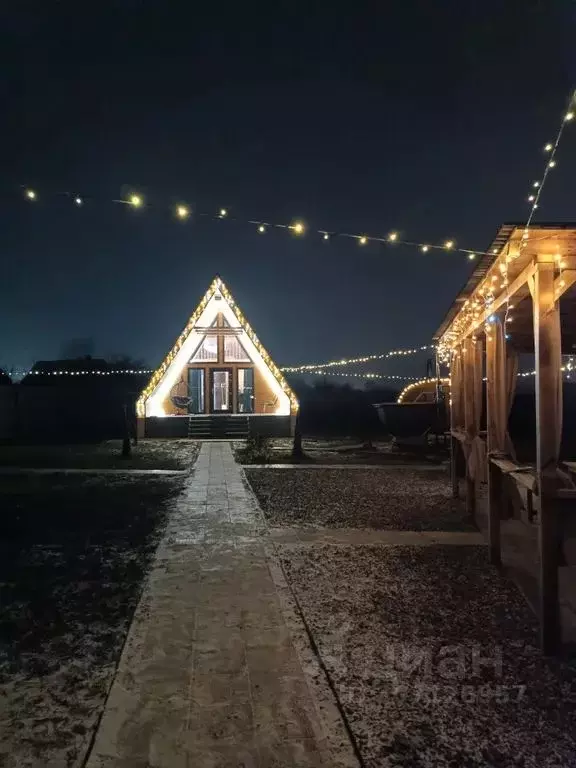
(137, 276), (298, 416)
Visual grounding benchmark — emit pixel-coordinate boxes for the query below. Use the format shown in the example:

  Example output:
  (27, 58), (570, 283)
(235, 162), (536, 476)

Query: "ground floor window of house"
(187, 368), (205, 413)
(238, 368), (254, 413)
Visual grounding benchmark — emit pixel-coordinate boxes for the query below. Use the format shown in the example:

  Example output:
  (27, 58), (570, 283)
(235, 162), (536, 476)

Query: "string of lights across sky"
(19, 93), (575, 268)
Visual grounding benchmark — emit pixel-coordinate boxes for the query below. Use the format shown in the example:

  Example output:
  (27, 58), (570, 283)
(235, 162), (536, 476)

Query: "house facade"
(136, 277), (298, 438)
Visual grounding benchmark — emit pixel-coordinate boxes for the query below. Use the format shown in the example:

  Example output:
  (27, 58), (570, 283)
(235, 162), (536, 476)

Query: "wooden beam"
(452, 259), (536, 346)
(553, 269), (576, 301)
(533, 260), (562, 654)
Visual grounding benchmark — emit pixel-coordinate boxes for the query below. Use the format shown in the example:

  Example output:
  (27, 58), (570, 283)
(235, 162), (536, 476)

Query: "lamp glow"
(565, 111), (574, 121)
(359, 236), (368, 245)
(129, 194), (142, 208)
(544, 143), (553, 152)
(176, 205), (189, 219)
(219, 208), (228, 217)
(258, 224), (266, 233)
(388, 231), (398, 242)
(444, 240), (454, 250)
(25, 189), (37, 201)
(421, 245), (429, 252)
(74, 196), (83, 206)
(292, 221), (305, 235)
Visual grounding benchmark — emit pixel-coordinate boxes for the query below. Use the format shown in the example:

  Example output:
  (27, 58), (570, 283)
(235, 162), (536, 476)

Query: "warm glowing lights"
(528, 195), (535, 202)
(257, 224), (266, 234)
(444, 240), (454, 250)
(565, 111), (574, 121)
(544, 143), (553, 152)
(74, 196), (83, 206)
(388, 231), (398, 242)
(359, 235), (368, 245)
(129, 194), (143, 208)
(421, 245), (429, 253)
(291, 221), (305, 235)
(468, 253), (476, 260)
(176, 204), (189, 219)
(219, 208), (228, 218)
(25, 189), (37, 201)
(533, 181), (540, 188)
(323, 232), (330, 241)
(548, 160), (556, 168)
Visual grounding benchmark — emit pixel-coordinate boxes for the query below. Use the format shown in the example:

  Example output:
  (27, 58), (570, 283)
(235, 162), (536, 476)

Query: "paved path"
(86, 442), (357, 768)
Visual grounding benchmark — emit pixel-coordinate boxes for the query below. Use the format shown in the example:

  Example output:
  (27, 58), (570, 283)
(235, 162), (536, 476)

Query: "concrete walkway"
(86, 442), (357, 768)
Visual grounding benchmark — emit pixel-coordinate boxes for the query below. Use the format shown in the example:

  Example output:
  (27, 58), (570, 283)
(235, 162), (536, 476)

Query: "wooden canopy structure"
(434, 222), (576, 654)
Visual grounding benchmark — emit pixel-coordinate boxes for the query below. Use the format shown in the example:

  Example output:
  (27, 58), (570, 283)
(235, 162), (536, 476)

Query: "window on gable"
(190, 335), (218, 362)
(224, 335), (251, 362)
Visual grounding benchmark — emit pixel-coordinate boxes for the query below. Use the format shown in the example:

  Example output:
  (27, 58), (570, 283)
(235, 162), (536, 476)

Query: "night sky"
(1, 2), (575, 377)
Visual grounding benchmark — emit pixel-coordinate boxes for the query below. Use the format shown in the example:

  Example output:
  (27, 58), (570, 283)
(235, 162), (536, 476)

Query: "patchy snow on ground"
(0, 473), (187, 767)
(281, 544), (576, 768)
(0, 439), (200, 470)
(247, 466), (472, 530)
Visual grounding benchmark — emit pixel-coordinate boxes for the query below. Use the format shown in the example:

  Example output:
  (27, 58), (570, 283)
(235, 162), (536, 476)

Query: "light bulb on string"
(388, 231), (398, 242)
(528, 195), (535, 202)
(176, 205), (189, 220)
(544, 143), (553, 152)
(548, 160), (556, 168)
(219, 208), (228, 218)
(421, 245), (429, 253)
(359, 236), (368, 245)
(565, 111), (574, 121)
(444, 240), (454, 250)
(257, 224), (266, 234)
(291, 221), (305, 235)
(129, 194), (143, 208)
(323, 232), (330, 241)
(25, 189), (37, 201)
(468, 253), (476, 260)
(533, 181), (540, 188)
(74, 196), (83, 206)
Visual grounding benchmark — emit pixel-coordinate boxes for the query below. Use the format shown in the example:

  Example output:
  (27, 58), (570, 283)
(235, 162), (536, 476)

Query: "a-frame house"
(136, 277), (298, 438)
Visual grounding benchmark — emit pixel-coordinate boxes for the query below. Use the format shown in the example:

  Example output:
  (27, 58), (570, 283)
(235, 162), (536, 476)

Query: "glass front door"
(210, 368), (232, 413)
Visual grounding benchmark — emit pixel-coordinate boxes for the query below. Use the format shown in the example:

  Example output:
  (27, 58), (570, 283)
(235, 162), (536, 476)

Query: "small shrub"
(238, 434), (272, 464)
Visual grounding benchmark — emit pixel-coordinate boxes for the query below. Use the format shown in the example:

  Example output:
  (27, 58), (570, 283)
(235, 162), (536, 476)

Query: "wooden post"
(462, 339), (475, 518)
(485, 331), (501, 566)
(450, 435), (459, 498)
(533, 259), (561, 654)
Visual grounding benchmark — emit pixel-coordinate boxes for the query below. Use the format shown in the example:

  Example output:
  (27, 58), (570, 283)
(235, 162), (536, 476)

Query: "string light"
(397, 378), (450, 404)
(258, 224), (266, 234)
(468, 253), (476, 260)
(437, 87), (576, 357)
(18, 186), (524, 263)
(281, 344), (435, 373)
(565, 111), (574, 121)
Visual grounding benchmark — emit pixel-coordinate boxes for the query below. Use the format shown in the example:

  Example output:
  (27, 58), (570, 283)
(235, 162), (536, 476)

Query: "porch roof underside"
(433, 222), (576, 354)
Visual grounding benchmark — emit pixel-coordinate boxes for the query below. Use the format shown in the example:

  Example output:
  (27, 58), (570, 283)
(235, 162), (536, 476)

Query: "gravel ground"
(0, 439), (200, 470)
(0, 473), (187, 767)
(246, 467), (473, 530)
(281, 544), (576, 768)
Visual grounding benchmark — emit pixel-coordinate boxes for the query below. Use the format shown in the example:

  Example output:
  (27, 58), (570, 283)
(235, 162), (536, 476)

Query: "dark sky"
(1, 1), (575, 376)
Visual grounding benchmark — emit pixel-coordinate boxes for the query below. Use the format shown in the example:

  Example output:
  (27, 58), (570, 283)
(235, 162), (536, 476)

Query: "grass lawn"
(0, 438), (199, 470)
(0, 472), (187, 767)
(234, 437), (448, 465)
